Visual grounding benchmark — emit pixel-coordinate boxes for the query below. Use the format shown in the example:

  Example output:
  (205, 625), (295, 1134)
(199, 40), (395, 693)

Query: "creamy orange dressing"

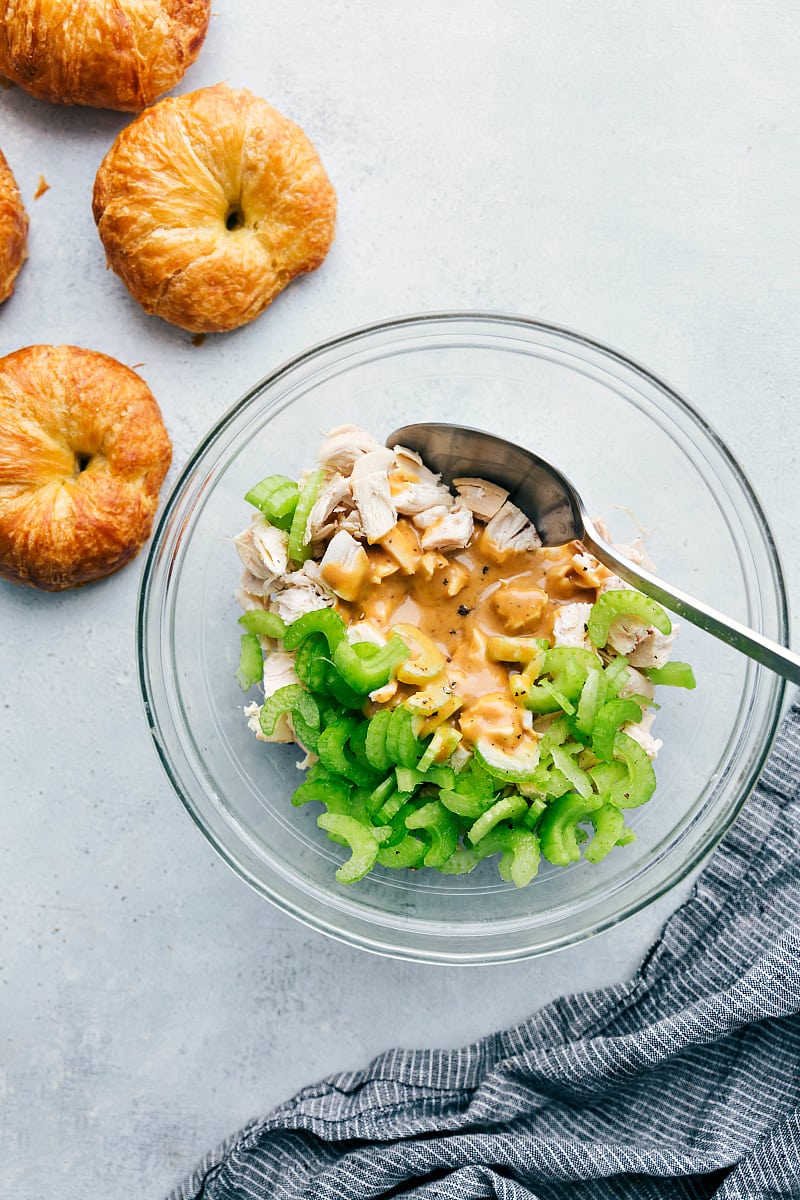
(336, 527), (610, 751)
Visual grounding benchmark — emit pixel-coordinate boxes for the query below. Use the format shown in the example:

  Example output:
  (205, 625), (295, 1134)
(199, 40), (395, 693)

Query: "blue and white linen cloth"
(169, 699), (800, 1199)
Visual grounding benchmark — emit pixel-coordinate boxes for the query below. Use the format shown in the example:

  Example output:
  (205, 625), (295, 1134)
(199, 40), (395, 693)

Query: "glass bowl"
(137, 313), (787, 964)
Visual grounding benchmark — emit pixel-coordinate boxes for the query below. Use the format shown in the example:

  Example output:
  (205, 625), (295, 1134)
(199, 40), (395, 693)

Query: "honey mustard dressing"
(335, 528), (611, 749)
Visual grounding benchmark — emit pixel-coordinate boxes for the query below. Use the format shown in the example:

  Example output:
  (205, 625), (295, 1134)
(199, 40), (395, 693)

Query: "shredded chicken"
(304, 473), (351, 544)
(623, 710), (663, 758)
(606, 615), (679, 668)
(552, 601), (594, 650)
(418, 504), (474, 552)
(453, 476), (509, 522)
(348, 447), (398, 541)
(319, 529), (369, 601)
(390, 447), (453, 514)
(618, 665), (656, 703)
(268, 569), (333, 624)
(233, 515), (289, 582)
(316, 424), (381, 474)
(482, 499), (542, 555)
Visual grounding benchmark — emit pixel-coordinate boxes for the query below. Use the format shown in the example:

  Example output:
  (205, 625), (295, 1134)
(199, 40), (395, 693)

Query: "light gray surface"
(1, 4), (798, 1197)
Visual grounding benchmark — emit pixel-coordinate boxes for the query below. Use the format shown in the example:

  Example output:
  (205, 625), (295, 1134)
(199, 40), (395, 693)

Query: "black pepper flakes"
(457, 604), (472, 616)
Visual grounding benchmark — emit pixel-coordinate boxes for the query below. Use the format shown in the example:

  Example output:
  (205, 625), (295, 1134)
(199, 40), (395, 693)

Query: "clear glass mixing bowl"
(137, 313), (787, 963)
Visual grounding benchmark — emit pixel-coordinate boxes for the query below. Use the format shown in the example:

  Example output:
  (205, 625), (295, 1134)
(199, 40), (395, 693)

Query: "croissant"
(92, 84), (337, 333)
(0, 0), (210, 111)
(0, 148), (28, 303)
(0, 345), (172, 590)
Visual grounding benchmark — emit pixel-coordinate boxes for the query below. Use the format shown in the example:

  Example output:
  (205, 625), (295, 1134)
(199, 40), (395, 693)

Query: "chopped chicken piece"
(350, 448), (398, 543)
(390, 446), (454, 514)
(626, 624), (679, 669)
(316, 424), (381, 475)
(370, 680), (398, 704)
(598, 574), (628, 594)
(481, 500), (542, 559)
(623, 710), (663, 758)
(378, 518), (423, 574)
(347, 621), (386, 646)
(412, 504), (451, 531)
(233, 515), (289, 581)
(492, 583), (548, 635)
(618, 665), (656, 703)
(606, 615), (679, 668)
(453, 477), (509, 522)
(552, 601), (594, 650)
(335, 508), (369, 539)
(418, 504), (474, 552)
(304, 473), (352, 543)
(319, 529), (369, 602)
(269, 570), (333, 624)
(235, 572), (270, 607)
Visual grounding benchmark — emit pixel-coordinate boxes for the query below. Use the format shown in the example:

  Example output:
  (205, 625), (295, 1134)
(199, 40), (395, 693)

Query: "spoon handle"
(582, 523), (800, 686)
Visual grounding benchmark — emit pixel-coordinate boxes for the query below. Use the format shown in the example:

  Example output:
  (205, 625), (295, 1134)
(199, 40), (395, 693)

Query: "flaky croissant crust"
(92, 84), (337, 334)
(0, 345), (172, 590)
(0, 0), (210, 111)
(0, 148), (28, 304)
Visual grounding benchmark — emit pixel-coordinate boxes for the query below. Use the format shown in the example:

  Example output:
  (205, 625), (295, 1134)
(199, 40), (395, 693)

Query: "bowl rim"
(137, 310), (789, 964)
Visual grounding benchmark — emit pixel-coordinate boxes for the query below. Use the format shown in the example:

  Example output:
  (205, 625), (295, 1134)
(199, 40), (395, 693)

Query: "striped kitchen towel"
(168, 697), (800, 1199)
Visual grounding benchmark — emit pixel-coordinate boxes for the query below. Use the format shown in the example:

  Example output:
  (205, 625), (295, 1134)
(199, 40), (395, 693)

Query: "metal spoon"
(387, 422), (800, 685)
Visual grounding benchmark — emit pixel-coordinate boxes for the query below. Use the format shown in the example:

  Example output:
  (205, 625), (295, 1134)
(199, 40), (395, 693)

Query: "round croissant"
(0, 345), (172, 590)
(0, 0), (210, 111)
(0, 148), (28, 304)
(92, 83), (337, 334)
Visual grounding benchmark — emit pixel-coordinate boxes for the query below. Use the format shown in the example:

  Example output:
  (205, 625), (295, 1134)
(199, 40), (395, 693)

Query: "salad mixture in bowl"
(233, 424), (695, 888)
(138, 314), (786, 963)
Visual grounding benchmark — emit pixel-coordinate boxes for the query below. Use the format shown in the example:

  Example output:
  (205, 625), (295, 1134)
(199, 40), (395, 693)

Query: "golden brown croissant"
(0, 0), (210, 111)
(0, 345), (172, 590)
(92, 84), (337, 334)
(0, 148), (28, 303)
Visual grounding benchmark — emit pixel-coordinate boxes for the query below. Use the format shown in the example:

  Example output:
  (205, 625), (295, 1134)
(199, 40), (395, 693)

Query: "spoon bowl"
(389, 421), (800, 685)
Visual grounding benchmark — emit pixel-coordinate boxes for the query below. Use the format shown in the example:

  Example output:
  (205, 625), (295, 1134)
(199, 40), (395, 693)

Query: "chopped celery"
(591, 698), (644, 763)
(235, 632), (263, 691)
(317, 813), (380, 883)
(283, 608), (346, 654)
(609, 731), (657, 808)
(238, 610), (287, 640)
(644, 661), (696, 689)
(467, 794), (528, 845)
(287, 469), (324, 563)
(539, 792), (603, 866)
(259, 684), (321, 751)
(405, 800), (460, 868)
(244, 474), (299, 530)
(333, 635), (409, 695)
